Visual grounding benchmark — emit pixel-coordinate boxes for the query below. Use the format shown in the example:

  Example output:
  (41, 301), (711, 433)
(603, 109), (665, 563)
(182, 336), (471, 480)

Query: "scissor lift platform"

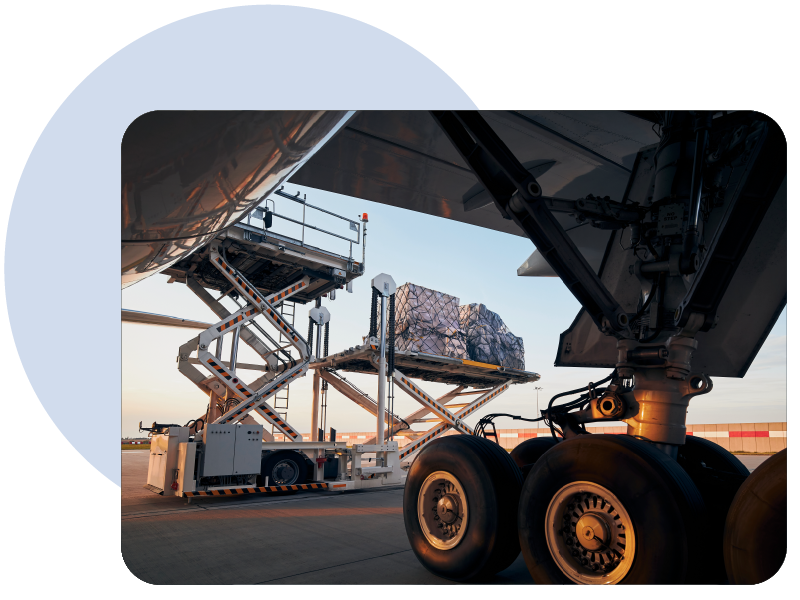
(311, 343), (540, 387)
(162, 225), (362, 303)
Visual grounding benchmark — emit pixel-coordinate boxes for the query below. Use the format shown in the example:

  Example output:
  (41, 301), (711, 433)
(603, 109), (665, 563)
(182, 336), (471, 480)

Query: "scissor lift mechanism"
(177, 245), (310, 439)
(312, 353), (536, 462)
(167, 262), (538, 496)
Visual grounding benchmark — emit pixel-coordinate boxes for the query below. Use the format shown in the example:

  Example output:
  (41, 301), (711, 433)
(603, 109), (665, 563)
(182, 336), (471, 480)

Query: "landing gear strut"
(414, 110), (787, 584)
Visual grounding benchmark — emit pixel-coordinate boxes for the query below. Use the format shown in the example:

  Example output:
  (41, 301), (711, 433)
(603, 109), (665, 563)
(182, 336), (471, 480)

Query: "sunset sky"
(122, 185), (786, 438)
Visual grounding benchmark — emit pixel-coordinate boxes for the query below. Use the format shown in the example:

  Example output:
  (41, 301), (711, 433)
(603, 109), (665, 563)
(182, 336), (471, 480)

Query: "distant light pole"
(535, 386), (543, 418)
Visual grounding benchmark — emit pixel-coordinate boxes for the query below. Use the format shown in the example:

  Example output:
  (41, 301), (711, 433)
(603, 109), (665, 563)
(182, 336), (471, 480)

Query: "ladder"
(273, 300), (295, 437)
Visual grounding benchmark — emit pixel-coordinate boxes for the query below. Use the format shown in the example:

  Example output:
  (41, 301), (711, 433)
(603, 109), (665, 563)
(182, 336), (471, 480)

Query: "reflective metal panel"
(122, 110), (352, 288)
(289, 110), (658, 244)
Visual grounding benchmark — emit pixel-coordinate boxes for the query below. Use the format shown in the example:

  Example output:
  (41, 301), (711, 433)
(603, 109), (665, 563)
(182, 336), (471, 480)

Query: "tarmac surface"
(121, 450), (770, 585)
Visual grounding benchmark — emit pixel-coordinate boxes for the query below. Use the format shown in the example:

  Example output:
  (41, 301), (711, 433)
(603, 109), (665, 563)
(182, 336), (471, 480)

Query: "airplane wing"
(289, 110), (660, 275)
(290, 111), (785, 378)
(121, 110), (785, 379)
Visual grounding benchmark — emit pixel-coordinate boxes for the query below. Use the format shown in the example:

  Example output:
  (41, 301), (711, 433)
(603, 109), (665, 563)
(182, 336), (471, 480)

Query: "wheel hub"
(437, 494), (459, 524)
(575, 514), (610, 551)
(272, 460), (298, 485)
(545, 482), (636, 584)
(417, 471), (469, 550)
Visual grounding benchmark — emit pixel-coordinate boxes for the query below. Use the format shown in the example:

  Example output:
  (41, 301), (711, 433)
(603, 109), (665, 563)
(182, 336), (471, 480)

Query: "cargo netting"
(394, 283), (468, 359)
(374, 283), (525, 369)
(459, 303), (525, 370)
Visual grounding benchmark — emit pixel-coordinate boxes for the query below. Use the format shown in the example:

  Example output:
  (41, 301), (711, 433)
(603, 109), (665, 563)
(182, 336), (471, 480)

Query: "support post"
(370, 273), (396, 468)
(377, 294), (387, 447)
(229, 325), (241, 371)
(311, 370), (321, 442)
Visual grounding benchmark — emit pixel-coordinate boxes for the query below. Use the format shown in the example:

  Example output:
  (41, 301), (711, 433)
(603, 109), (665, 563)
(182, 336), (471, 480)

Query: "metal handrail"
(274, 188), (361, 242)
(247, 186), (361, 259)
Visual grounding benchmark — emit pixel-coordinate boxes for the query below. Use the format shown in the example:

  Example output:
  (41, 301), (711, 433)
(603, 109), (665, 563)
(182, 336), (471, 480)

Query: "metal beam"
(398, 380), (511, 461)
(122, 309), (212, 330)
(393, 369), (473, 436)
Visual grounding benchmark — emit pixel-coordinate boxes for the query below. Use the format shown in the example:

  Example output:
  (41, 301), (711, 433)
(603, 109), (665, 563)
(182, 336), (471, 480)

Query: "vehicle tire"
(257, 450), (308, 487)
(403, 434), (523, 581)
(510, 437), (558, 478)
(676, 436), (750, 582)
(518, 434), (706, 584)
(723, 449), (786, 584)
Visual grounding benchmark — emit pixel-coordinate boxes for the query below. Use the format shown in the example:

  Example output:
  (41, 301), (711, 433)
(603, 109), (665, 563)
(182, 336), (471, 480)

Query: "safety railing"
(247, 186), (363, 261)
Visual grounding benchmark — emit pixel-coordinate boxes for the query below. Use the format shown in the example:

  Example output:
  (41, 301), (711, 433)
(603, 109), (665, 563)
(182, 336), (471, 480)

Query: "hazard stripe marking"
(399, 376), (471, 434)
(184, 482), (328, 497)
(207, 358), (233, 380)
(269, 281), (306, 304)
(399, 383), (510, 459)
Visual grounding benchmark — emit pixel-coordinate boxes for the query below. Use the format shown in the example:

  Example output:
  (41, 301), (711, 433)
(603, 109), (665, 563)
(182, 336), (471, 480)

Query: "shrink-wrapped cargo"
(393, 283), (468, 359)
(372, 283), (525, 368)
(458, 303), (525, 370)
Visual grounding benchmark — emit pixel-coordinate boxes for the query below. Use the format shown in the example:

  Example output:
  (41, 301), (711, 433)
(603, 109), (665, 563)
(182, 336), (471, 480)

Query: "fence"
(272, 423), (786, 453)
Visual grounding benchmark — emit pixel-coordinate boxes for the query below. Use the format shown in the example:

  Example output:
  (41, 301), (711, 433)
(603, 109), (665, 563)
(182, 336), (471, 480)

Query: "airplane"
(122, 109), (786, 585)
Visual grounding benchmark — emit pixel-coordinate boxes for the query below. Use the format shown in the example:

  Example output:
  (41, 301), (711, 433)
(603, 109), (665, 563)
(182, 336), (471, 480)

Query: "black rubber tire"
(257, 450), (308, 487)
(510, 437), (558, 478)
(518, 434), (706, 584)
(723, 449), (786, 584)
(403, 434), (524, 582)
(677, 436), (750, 582)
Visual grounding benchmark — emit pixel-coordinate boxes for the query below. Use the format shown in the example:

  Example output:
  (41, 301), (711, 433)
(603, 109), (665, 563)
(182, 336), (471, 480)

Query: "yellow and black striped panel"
(456, 384), (509, 419)
(215, 256), (234, 275)
(400, 423), (450, 460)
(235, 275), (262, 305)
(214, 256), (262, 304)
(261, 405), (299, 439)
(206, 358), (255, 402)
(184, 482), (327, 497)
(235, 383), (253, 398)
(219, 397), (265, 424)
(218, 369), (304, 434)
(265, 308), (300, 343)
(269, 280), (306, 304)
(206, 358), (233, 381)
(217, 313), (244, 333)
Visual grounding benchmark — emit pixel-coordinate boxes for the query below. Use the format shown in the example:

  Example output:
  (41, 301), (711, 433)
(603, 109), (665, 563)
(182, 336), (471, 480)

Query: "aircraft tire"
(723, 449), (786, 584)
(510, 436), (559, 479)
(257, 450), (308, 488)
(676, 435), (750, 582)
(403, 434), (523, 581)
(518, 434), (705, 584)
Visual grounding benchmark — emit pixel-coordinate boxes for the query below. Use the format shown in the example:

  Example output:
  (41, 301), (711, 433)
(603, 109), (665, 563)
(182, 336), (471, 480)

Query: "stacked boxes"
(459, 303), (525, 370)
(393, 283), (468, 359)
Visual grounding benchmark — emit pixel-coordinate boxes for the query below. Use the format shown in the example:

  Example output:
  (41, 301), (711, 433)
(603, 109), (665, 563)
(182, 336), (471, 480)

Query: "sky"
(3, 111), (786, 437)
(121, 184), (786, 438)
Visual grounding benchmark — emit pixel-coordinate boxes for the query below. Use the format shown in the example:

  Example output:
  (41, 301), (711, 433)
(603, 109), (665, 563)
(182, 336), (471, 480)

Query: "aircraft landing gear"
(517, 435), (705, 584)
(676, 435), (750, 582)
(510, 436), (558, 479)
(403, 435), (523, 582)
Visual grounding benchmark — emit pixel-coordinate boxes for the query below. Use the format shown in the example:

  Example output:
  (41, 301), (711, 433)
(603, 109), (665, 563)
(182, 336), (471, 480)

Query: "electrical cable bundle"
(474, 412), (544, 442)
(544, 370), (616, 439)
